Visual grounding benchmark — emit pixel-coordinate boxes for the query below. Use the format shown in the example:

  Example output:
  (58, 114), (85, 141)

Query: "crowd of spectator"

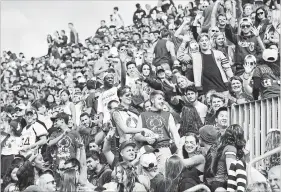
(1, 0), (280, 191)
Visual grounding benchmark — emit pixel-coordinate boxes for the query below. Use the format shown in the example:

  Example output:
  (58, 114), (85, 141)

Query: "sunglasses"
(241, 25), (251, 29)
(257, 12), (264, 16)
(246, 61), (256, 66)
(211, 30), (220, 32)
(16, 108), (23, 112)
(74, 67), (83, 70)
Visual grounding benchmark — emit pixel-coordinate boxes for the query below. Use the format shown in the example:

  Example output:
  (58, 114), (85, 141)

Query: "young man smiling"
(135, 90), (180, 174)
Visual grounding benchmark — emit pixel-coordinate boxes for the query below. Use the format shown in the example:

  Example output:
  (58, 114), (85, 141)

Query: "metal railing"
(228, 97), (281, 163)
(247, 146), (281, 184)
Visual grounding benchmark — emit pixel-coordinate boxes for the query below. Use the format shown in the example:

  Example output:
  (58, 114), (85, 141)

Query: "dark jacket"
(225, 24), (263, 75)
(144, 77), (176, 101)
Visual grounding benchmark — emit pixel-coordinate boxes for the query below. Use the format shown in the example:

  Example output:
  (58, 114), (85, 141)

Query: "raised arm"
(69, 102), (77, 129)
(225, 24), (238, 44)
(174, 19), (189, 38)
(102, 128), (115, 167)
(177, 35), (191, 64)
(210, 0), (221, 28)
(77, 139), (87, 184)
(251, 26), (265, 51)
(230, 0), (237, 28)
(119, 53), (127, 87)
(168, 114), (180, 150)
(273, 0), (280, 10)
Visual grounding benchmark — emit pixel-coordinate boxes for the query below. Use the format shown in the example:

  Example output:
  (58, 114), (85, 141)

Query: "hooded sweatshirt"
(225, 24), (263, 75)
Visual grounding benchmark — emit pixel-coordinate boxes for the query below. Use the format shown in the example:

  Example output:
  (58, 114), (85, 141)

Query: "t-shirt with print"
(20, 122), (49, 157)
(51, 130), (81, 166)
(140, 111), (171, 148)
(97, 86), (119, 123)
(253, 64), (280, 99)
(113, 110), (139, 143)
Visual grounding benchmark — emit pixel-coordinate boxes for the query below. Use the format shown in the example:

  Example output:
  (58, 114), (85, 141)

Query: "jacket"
(225, 24), (263, 71)
(191, 50), (233, 90)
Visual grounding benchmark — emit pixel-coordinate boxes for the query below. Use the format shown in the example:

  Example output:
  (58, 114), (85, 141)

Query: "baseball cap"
(156, 66), (165, 73)
(51, 112), (69, 124)
(240, 17), (253, 26)
(119, 141), (136, 151)
(199, 125), (218, 145)
(139, 145), (159, 156)
(262, 49), (278, 62)
(140, 153), (158, 168)
(25, 108), (36, 115)
(15, 103), (26, 110)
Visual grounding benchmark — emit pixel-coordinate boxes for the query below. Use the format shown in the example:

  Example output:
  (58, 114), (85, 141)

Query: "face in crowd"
(211, 96), (225, 112)
(184, 134), (198, 154)
(151, 93), (164, 111)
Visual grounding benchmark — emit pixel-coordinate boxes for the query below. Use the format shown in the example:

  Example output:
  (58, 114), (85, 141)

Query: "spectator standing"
(68, 23), (79, 45)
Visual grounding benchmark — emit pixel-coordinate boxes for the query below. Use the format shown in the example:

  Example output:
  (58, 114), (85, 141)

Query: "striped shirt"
(227, 160), (247, 192)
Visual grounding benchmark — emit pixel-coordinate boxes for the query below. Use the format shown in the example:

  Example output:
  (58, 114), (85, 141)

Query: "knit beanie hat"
(199, 125), (218, 145)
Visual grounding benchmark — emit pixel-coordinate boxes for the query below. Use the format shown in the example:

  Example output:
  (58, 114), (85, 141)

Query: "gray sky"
(1, 0), (188, 59)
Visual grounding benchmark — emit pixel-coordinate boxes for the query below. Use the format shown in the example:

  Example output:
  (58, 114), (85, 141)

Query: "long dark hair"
(164, 155), (184, 192)
(60, 168), (78, 192)
(116, 162), (139, 192)
(2, 164), (20, 190)
(179, 104), (203, 136)
(61, 89), (72, 102)
(255, 6), (268, 23)
(211, 124), (246, 175)
(16, 161), (35, 191)
(140, 63), (153, 77)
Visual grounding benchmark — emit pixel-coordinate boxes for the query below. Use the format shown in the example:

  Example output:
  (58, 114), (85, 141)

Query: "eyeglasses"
(47, 180), (56, 185)
(211, 30), (220, 32)
(246, 61), (256, 66)
(241, 25), (251, 29)
(257, 12), (264, 16)
(16, 108), (23, 112)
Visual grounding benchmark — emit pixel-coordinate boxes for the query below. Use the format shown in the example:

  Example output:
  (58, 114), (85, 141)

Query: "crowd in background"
(1, 0), (281, 191)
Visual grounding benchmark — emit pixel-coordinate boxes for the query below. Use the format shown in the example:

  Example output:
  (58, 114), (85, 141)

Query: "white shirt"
(38, 114), (53, 130)
(20, 122), (48, 157)
(97, 87), (119, 123)
(2, 135), (21, 155)
(194, 101), (208, 123)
